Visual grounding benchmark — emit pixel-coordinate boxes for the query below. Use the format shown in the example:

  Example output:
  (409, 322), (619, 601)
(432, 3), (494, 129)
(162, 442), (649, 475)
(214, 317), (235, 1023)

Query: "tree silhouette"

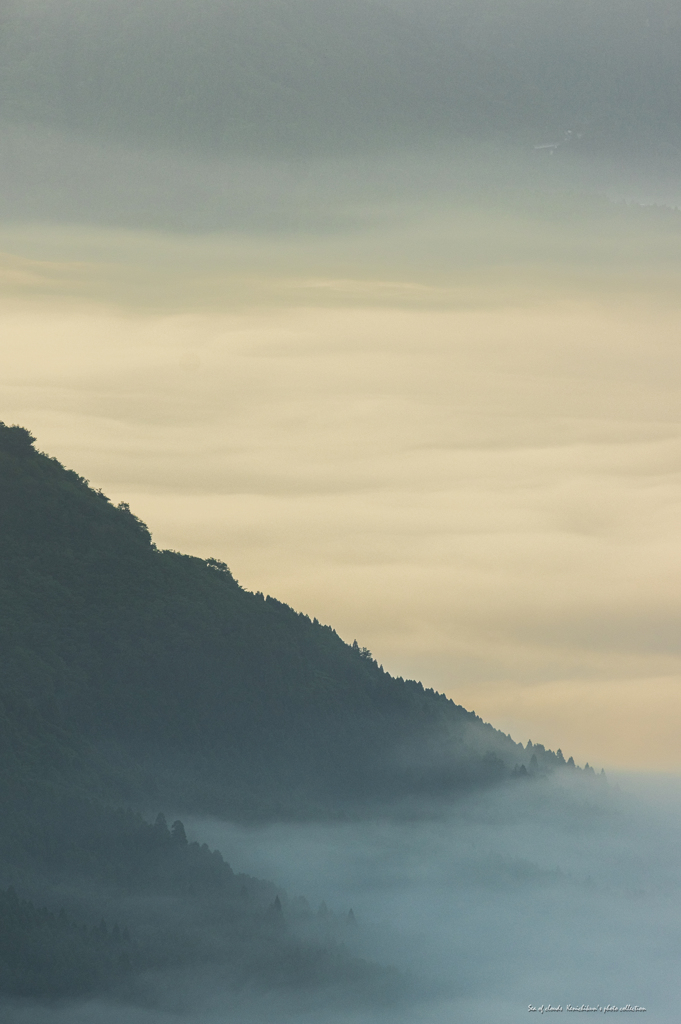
(171, 820), (188, 845)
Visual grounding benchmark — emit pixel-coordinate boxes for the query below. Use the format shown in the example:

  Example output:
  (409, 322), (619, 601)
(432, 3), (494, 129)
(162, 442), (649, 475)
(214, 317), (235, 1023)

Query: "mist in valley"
(5, 772), (679, 1024)
(2, 2), (680, 1021)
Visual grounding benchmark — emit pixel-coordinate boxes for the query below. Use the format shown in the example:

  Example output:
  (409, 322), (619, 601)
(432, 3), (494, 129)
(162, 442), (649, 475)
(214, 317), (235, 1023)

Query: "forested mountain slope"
(0, 422), (578, 819)
(0, 420), (599, 1006)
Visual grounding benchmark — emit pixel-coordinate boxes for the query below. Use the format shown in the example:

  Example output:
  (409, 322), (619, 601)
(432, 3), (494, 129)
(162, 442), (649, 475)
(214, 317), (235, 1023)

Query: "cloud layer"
(3, 0), (681, 158)
(2, 0), (681, 230)
(2, 199), (681, 769)
(2, 0), (681, 769)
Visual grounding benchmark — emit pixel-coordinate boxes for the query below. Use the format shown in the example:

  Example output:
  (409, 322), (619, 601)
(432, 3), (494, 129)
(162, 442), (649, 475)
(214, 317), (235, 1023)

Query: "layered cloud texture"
(2, 0), (681, 768)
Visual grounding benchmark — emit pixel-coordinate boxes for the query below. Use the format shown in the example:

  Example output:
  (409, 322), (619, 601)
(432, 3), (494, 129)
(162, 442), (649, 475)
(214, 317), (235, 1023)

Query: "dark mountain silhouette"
(0, 420), (597, 1005)
(0, 421), (581, 820)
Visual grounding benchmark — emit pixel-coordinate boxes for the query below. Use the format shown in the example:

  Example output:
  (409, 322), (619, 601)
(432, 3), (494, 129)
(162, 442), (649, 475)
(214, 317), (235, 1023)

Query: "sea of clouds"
(6, 772), (680, 1023)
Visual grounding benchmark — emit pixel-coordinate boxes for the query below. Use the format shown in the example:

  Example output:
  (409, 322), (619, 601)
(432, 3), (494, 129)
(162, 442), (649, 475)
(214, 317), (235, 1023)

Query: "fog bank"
(7, 774), (678, 1022)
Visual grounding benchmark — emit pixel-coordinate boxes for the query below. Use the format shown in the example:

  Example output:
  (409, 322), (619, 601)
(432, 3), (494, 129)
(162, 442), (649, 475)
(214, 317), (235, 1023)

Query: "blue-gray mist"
(5, 773), (680, 1023)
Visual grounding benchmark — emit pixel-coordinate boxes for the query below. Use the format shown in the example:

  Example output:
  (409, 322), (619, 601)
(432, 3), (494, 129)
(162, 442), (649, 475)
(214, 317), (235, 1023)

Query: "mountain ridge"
(0, 419), (603, 1008)
(0, 420), (591, 822)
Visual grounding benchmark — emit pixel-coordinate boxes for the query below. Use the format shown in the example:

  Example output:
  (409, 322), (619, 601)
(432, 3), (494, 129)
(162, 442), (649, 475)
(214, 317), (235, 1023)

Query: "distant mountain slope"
(0, 422), (579, 819)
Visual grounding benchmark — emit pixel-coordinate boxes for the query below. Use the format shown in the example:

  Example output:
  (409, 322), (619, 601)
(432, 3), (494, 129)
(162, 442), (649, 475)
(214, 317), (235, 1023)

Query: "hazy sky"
(2, 0), (681, 770)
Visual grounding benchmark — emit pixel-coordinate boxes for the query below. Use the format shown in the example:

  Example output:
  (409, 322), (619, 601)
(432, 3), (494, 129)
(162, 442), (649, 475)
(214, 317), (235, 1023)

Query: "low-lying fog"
(8, 774), (681, 1023)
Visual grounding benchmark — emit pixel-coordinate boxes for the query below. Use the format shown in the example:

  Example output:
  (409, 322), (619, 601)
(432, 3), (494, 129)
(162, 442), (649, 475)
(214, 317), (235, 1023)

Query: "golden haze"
(2, 208), (681, 771)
